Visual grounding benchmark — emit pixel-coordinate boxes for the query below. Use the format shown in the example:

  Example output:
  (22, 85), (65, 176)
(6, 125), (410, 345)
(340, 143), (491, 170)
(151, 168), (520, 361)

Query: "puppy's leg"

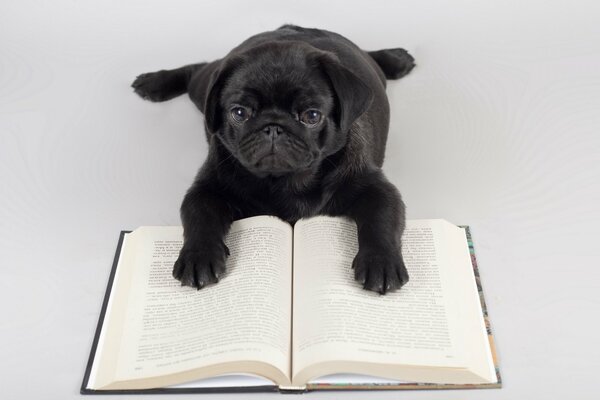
(368, 48), (416, 80)
(131, 63), (207, 102)
(334, 170), (409, 294)
(173, 179), (234, 289)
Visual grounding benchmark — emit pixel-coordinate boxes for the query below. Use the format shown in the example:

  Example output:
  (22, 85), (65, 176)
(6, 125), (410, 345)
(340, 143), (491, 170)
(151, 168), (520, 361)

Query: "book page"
(90, 216), (293, 389)
(291, 216), (495, 385)
(167, 373), (273, 388)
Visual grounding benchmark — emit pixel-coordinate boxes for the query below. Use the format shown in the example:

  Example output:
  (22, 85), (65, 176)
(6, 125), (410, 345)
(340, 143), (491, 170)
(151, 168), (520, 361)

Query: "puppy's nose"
(262, 125), (283, 138)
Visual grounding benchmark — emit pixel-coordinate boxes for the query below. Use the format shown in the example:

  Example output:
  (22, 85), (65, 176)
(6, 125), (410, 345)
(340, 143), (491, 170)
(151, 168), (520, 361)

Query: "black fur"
(132, 25), (415, 294)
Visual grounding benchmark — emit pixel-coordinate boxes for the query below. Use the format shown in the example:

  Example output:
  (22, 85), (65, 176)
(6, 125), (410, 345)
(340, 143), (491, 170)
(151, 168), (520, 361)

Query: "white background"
(1, 0), (599, 398)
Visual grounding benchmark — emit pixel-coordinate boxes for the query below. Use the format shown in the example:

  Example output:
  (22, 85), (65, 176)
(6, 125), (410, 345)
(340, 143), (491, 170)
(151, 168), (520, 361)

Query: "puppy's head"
(203, 42), (373, 177)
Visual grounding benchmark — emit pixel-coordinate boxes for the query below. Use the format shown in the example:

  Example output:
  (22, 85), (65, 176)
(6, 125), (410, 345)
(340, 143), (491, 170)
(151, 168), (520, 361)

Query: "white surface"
(1, 0), (599, 398)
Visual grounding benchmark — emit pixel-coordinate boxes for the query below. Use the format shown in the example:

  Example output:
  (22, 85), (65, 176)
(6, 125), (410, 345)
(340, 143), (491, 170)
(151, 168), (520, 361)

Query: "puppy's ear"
(318, 54), (374, 132)
(201, 57), (244, 133)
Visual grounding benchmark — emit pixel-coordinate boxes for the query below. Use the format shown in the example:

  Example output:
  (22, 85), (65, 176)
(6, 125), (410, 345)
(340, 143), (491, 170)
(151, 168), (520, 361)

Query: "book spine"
(278, 385), (308, 394)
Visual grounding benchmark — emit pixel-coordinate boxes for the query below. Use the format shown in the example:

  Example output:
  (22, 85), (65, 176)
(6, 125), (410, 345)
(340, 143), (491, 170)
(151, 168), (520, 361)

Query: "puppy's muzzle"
(239, 123), (315, 176)
(262, 124), (283, 142)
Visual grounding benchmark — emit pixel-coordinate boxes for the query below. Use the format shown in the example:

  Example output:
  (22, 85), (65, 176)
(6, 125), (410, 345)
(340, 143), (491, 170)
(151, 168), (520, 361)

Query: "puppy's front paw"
(352, 246), (409, 294)
(173, 241), (230, 289)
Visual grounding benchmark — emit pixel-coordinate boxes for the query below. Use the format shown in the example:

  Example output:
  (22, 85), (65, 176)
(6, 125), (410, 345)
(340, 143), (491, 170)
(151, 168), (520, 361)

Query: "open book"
(81, 216), (501, 393)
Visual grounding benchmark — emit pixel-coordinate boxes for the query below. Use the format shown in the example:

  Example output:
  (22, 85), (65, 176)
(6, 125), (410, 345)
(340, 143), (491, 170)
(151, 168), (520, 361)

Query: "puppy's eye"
(300, 109), (322, 127)
(230, 106), (251, 123)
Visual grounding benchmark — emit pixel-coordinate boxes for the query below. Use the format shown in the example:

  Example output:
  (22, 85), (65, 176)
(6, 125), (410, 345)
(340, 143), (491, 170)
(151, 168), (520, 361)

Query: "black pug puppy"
(132, 25), (415, 294)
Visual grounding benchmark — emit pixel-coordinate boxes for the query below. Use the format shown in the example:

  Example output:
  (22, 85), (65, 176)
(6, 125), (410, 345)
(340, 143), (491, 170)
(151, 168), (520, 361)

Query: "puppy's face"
(204, 42), (373, 178)
(218, 58), (336, 177)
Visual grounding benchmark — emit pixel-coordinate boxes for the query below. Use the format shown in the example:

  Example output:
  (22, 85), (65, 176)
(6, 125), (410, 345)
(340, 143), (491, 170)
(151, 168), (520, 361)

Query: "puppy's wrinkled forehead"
(221, 43), (333, 110)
